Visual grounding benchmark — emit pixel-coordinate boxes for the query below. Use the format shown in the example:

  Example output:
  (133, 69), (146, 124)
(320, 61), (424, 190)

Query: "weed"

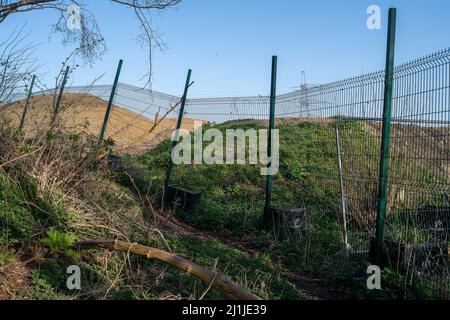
(41, 229), (80, 261)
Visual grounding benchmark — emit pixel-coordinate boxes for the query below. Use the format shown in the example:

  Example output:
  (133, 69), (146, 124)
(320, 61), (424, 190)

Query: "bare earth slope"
(0, 93), (202, 154)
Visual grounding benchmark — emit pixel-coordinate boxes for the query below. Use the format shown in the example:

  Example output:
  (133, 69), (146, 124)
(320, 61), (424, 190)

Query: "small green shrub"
(41, 229), (80, 261)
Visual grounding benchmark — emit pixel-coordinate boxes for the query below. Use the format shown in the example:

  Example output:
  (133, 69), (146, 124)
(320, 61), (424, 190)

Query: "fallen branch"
(75, 240), (263, 300)
(0, 147), (42, 169)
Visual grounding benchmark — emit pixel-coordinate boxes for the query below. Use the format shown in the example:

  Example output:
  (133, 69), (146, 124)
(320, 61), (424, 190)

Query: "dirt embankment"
(364, 121), (450, 180)
(0, 93), (203, 154)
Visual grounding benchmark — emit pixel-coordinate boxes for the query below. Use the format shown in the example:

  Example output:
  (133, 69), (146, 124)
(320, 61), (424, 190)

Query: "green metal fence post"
(164, 69), (193, 190)
(19, 75), (36, 131)
(263, 56), (278, 223)
(374, 8), (397, 262)
(98, 59), (123, 144)
(51, 66), (70, 126)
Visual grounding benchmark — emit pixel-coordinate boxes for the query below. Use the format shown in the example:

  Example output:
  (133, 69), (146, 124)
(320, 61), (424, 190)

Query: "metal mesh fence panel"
(1, 48), (448, 298)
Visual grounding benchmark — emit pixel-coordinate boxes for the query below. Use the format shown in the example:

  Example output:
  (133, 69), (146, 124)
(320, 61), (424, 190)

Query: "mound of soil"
(364, 121), (450, 179)
(0, 93), (203, 154)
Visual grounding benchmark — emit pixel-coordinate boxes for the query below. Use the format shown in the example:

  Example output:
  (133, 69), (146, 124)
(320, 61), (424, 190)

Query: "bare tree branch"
(0, 0), (182, 86)
(110, 0), (180, 10)
(0, 0), (57, 22)
(0, 24), (40, 103)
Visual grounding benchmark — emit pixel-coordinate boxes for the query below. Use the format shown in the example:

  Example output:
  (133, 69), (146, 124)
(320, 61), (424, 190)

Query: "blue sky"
(1, 0), (449, 97)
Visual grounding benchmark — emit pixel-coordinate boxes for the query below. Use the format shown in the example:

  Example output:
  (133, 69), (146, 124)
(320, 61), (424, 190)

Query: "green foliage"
(41, 229), (80, 261)
(18, 143), (33, 154)
(1, 118), (446, 300)
(69, 132), (81, 142)
(28, 269), (71, 300)
(339, 266), (445, 300)
(0, 249), (15, 266)
(0, 172), (38, 244)
(105, 137), (116, 147)
(46, 131), (57, 142)
(126, 121), (343, 235)
(171, 236), (301, 300)
(0, 169), (79, 246)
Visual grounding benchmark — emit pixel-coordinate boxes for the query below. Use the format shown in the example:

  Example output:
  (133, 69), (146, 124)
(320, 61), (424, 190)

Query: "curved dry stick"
(0, 147), (42, 169)
(75, 240), (263, 301)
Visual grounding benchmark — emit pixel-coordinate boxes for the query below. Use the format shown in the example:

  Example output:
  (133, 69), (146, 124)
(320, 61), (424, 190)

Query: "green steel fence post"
(164, 69), (192, 190)
(99, 59), (123, 144)
(374, 8), (397, 261)
(51, 66), (70, 126)
(263, 56), (278, 222)
(19, 75), (36, 131)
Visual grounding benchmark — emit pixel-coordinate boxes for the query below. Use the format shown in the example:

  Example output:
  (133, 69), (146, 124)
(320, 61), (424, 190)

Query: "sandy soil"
(364, 121), (450, 180)
(0, 93), (203, 154)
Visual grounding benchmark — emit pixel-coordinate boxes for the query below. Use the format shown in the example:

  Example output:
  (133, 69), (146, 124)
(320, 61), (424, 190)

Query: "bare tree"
(0, 23), (39, 104)
(0, 0), (181, 86)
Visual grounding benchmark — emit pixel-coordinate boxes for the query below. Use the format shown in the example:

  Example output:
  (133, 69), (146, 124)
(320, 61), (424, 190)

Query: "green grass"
(170, 236), (301, 300)
(124, 121), (346, 235)
(0, 157), (302, 300)
(0, 169), (77, 245)
(1, 119), (447, 300)
(118, 119), (449, 299)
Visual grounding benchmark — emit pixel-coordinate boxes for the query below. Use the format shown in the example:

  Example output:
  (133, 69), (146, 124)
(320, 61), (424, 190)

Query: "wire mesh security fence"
(383, 49), (449, 298)
(55, 83), (185, 154)
(185, 96), (270, 124)
(0, 47), (448, 298)
(0, 81), (187, 154)
(157, 48), (447, 297)
(270, 48), (450, 298)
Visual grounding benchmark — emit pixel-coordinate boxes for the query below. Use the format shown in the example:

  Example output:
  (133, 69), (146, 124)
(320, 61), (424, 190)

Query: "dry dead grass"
(0, 262), (30, 300)
(0, 122), (175, 299)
